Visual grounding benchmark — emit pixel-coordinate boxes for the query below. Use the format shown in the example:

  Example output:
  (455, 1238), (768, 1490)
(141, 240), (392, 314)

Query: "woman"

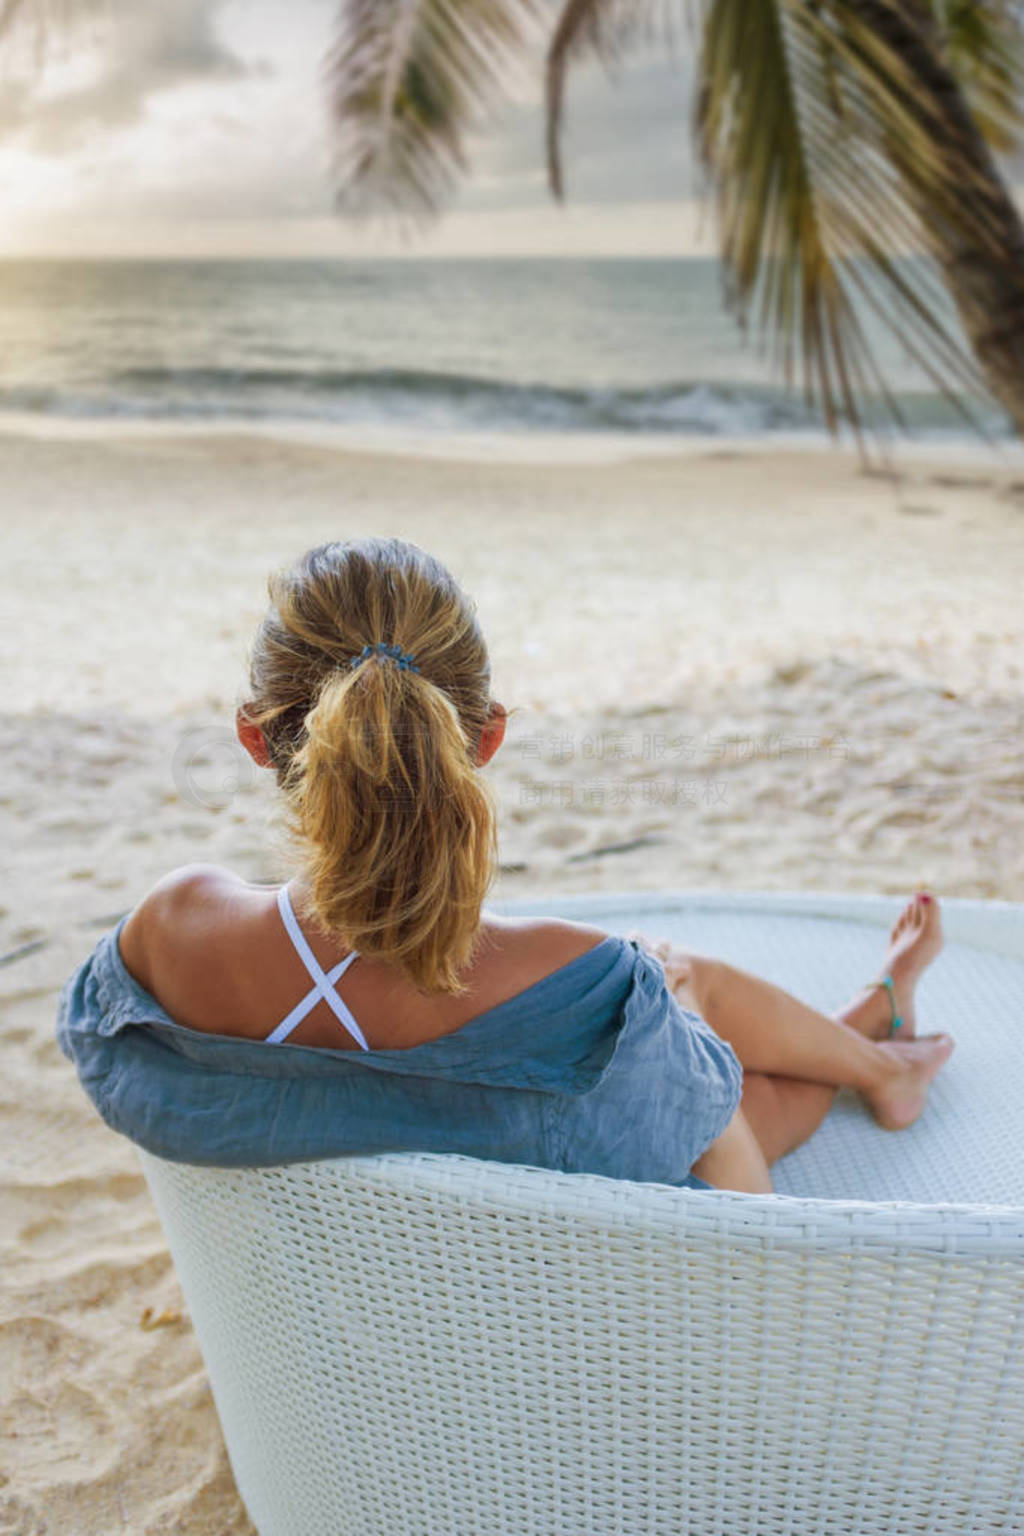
(58, 537), (954, 1193)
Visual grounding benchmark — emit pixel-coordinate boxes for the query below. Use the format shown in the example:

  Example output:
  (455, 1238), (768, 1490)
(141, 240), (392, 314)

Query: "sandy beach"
(3, 426), (1023, 1534)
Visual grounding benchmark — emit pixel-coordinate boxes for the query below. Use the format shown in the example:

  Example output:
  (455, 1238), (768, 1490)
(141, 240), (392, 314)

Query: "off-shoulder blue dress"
(56, 917), (743, 1191)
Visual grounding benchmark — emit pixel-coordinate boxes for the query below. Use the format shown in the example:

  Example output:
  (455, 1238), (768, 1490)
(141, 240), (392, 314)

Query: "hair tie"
(349, 641), (420, 674)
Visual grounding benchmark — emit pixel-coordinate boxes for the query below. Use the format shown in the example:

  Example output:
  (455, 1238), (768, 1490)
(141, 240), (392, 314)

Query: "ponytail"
(244, 538), (500, 995)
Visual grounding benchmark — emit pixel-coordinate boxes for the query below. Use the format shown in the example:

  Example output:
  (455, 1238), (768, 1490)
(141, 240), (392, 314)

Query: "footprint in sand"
(0, 1314), (92, 1381)
(536, 821), (588, 851)
(0, 1492), (49, 1535)
(938, 472), (993, 487)
(8, 925), (46, 947)
(39, 816), (106, 838)
(6, 1378), (119, 1480)
(175, 821), (217, 839)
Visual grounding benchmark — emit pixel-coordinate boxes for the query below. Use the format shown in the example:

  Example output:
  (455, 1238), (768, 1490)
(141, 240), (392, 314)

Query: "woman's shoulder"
(117, 864), (256, 991)
(477, 908), (617, 977)
(128, 863), (247, 910)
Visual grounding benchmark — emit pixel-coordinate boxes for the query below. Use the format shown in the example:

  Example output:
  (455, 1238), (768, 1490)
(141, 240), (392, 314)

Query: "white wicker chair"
(137, 891), (1024, 1536)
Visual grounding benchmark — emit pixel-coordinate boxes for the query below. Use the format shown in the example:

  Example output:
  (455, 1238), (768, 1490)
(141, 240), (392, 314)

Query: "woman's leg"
(690, 1103), (774, 1193)
(738, 1073), (836, 1167)
(638, 894), (953, 1171)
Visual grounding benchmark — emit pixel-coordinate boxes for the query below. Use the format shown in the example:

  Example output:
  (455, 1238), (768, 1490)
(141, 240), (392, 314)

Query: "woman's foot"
(863, 1033), (956, 1131)
(839, 892), (945, 1042)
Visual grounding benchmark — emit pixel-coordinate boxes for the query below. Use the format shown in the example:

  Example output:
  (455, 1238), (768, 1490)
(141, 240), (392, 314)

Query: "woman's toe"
(891, 902), (913, 942)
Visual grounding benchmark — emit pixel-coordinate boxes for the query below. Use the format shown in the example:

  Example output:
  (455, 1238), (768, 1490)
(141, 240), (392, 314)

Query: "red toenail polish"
(920, 894), (932, 903)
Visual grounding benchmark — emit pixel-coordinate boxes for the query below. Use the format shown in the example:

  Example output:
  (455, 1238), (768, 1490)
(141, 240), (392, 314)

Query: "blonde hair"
(243, 538), (499, 995)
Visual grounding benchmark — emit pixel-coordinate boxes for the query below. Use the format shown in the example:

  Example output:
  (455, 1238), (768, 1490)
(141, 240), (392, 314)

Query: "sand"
(2, 426), (1023, 1533)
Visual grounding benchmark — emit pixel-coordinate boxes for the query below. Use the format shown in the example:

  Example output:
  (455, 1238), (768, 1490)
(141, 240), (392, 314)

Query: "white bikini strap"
(271, 886), (370, 1051)
(264, 954), (355, 1046)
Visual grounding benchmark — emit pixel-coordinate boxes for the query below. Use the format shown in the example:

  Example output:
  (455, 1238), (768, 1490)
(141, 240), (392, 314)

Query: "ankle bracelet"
(867, 973), (903, 1037)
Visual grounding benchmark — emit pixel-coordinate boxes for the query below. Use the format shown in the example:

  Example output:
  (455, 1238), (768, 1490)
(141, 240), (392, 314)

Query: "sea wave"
(0, 365), (1008, 440)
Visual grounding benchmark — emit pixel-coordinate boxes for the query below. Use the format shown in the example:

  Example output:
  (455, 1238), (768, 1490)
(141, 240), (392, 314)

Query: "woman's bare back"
(118, 864), (610, 1052)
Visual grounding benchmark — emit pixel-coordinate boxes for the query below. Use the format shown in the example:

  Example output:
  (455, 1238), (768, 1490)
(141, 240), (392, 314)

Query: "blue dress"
(56, 918), (743, 1192)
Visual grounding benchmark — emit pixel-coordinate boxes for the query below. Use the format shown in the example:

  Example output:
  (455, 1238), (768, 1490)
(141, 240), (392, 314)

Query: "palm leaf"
(788, 0), (1024, 424)
(326, 0), (550, 221)
(541, 0), (1024, 439)
(546, 0), (695, 199)
(699, 0), (995, 438)
(928, 0), (1024, 151)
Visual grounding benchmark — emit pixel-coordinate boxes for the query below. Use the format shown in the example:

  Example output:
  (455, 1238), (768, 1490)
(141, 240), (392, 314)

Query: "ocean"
(0, 256), (1010, 448)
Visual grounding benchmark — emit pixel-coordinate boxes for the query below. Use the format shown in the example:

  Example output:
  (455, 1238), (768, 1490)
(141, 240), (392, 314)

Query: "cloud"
(0, 0), (256, 152)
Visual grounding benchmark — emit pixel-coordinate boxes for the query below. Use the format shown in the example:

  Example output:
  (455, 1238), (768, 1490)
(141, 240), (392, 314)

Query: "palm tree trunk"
(851, 0), (1024, 432)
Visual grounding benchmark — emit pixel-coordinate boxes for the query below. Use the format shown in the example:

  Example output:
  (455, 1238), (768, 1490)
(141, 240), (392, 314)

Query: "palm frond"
(928, 0), (1024, 150)
(698, 0), (884, 437)
(545, 0), (695, 199)
(537, 0), (1024, 439)
(326, 0), (550, 221)
(692, 0), (1024, 440)
(546, 0), (600, 201)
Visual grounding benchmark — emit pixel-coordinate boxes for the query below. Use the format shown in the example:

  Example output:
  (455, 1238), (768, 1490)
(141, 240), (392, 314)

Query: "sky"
(0, 0), (713, 257)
